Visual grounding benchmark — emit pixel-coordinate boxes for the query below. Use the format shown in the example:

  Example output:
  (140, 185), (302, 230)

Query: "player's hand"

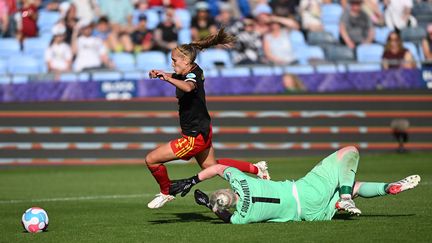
(148, 70), (158, 78)
(169, 175), (200, 197)
(194, 189), (211, 209)
(154, 70), (169, 81)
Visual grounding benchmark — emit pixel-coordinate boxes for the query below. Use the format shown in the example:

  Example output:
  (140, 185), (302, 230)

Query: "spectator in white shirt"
(72, 20), (114, 72)
(45, 24), (73, 73)
(384, 0), (416, 30)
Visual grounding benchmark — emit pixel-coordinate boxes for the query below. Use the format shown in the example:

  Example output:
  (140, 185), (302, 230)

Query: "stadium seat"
(111, 53), (136, 72)
(220, 67), (250, 77)
(347, 63), (381, 72)
(307, 31), (337, 47)
(356, 43), (384, 63)
(132, 9), (160, 29)
(400, 27), (427, 45)
(7, 55), (41, 75)
(251, 66), (275, 76)
(289, 30), (306, 47)
(323, 23), (340, 40)
(123, 71), (143, 80)
(0, 38), (21, 58)
(136, 51), (168, 71)
(92, 71), (123, 82)
(296, 45), (325, 65)
(316, 64), (338, 73)
(23, 38), (50, 58)
(0, 59), (6, 75)
(175, 9), (192, 28)
(59, 73), (78, 82)
(0, 75), (11, 84)
(403, 42), (420, 63)
(204, 68), (219, 78)
(178, 28), (192, 44)
(37, 10), (61, 34)
(325, 45), (355, 62)
(321, 3), (343, 25)
(199, 49), (233, 69)
(284, 65), (314, 75)
(374, 27), (392, 44)
(11, 75), (29, 84)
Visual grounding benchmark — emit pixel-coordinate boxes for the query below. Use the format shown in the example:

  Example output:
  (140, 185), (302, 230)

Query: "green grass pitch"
(1, 152), (432, 242)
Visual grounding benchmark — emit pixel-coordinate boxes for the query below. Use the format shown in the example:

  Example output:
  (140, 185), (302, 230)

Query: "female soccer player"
(170, 146), (421, 224)
(146, 28), (269, 209)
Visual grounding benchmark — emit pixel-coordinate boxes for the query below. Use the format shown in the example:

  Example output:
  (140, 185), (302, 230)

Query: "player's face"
(171, 49), (192, 75)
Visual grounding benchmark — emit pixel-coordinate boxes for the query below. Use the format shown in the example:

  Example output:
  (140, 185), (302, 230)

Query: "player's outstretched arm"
(194, 189), (232, 223)
(170, 164), (229, 197)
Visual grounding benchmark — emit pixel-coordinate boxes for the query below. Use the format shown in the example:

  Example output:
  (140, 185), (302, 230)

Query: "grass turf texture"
(1, 152), (432, 242)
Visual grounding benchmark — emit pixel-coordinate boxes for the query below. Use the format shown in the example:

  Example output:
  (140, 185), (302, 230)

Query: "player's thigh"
(195, 146), (217, 169)
(145, 142), (177, 165)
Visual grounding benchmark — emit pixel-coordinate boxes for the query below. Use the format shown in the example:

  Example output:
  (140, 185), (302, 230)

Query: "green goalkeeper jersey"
(223, 167), (301, 224)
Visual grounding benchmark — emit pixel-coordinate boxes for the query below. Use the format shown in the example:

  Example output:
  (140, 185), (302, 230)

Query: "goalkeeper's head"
(209, 189), (237, 212)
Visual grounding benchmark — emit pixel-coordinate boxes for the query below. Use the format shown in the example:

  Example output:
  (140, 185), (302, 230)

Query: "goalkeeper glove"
(194, 189), (212, 209)
(169, 175), (200, 197)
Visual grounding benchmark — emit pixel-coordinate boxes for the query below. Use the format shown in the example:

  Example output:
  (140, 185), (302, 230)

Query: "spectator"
(98, 0), (133, 31)
(362, 0), (384, 26)
(70, 0), (98, 23)
(421, 24), (432, 63)
(253, 3), (273, 35)
(191, 1), (217, 41)
(299, 0), (323, 32)
(2, 0), (17, 37)
(215, 2), (242, 36)
(382, 31), (416, 69)
(131, 14), (154, 52)
(384, 0), (416, 31)
(339, 0), (374, 49)
(232, 17), (265, 65)
(269, 0), (299, 18)
(17, 0), (39, 42)
(93, 16), (133, 52)
(45, 24), (73, 74)
(148, 0), (186, 9)
(72, 20), (114, 72)
(263, 16), (299, 65)
(63, 5), (78, 44)
(154, 6), (180, 52)
(0, 0), (8, 37)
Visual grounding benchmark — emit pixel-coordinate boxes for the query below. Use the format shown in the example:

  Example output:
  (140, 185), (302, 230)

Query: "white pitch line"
(0, 193), (154, 204)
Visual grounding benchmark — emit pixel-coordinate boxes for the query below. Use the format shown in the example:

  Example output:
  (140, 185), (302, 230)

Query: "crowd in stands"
(0, 0), (432, 80)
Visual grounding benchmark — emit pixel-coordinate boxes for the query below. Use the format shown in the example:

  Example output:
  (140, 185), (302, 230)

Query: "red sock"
(147, 164), (171, 195)
(216, 158), (258, 175)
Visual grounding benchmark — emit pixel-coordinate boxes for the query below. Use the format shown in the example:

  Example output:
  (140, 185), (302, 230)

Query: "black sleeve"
(214, 209), (232, 224)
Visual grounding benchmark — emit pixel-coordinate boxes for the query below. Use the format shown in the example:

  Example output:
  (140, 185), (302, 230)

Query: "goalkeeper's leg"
(353, 175), (421, 198)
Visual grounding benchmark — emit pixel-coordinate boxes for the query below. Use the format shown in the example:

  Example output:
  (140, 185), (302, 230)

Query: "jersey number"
(251, 197), (280, 204)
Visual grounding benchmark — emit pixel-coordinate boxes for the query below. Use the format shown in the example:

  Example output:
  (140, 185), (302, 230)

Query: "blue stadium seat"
(307, 31), (337, 47)
(199, 49), (232, 69)
(12, 75), (30, 84)
(251, 66), (275, 76)
(92, 71), (123, 82)
(403, 42), (420, 63)
(325, 45), (355, 62)
(112, 53), (136, 72)
(316, 64), (338, 73)
(220, 67), (250, 77)
(347, 63), (381, 72)
(0, 38), (21, 58)
(289, 30), (306, 47)
(124, 71), (143, 80)
(132, 9), (160, 29)
(0, 59), (6, 75)
(321, 3), (343, 25)
(324, 23), (339, 40)
(37, 11), (61, 33)
(284, 65), (314, 75)
(175, 9), (192, 28)
(78, 72), (90, 82)
(136, 51), (168, 71)
(59, 73), (78, 82)
(23, 38), (50, 58)
(178, 28), (192, 44)
(356, 43), (384, 63)
(400, 27), (427, 45)
(204, 68), (219, 78)
(0, 75), (11, 84)
(374, 27), (392, 44)
(7, 55), (41, 75)
(296, 45), (325, 65)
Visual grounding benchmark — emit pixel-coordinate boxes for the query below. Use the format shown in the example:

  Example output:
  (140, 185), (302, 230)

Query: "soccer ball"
(21, 207), (49, 233)
(210, 189), (236, 212)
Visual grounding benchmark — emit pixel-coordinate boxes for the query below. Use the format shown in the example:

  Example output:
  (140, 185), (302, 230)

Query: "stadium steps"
(0, 94), (431, 164)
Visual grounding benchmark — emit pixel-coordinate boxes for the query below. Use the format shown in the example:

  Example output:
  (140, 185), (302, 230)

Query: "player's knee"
(337, 146), (359, 161)
(145, 153), (156, 166)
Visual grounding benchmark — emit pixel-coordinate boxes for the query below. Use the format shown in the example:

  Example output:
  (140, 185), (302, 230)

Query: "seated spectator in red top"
(382, 31), (415, 69)
(17, 0), (39, 42)
(131, 14), (154, 52)
(148, 0), (185, 9)
(154, 6), (180, 53)
(191, 1), (217, 41)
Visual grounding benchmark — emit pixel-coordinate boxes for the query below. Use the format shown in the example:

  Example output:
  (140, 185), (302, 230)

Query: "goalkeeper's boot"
(336, 198), (361, 216)
(386, 175), (421, 195)
(255, 161), (270, 180)
(147, 193), (175, 209)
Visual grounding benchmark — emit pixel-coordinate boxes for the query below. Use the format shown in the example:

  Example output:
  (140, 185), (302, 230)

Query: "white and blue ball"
(21, 207), (49, 233)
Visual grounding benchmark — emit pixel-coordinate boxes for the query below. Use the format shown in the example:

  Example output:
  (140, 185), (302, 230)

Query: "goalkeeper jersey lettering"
(223, 167), (300, 224)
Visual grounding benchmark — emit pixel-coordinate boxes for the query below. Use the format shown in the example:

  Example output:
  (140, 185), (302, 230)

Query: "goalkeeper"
(169, 146), (420, 224)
